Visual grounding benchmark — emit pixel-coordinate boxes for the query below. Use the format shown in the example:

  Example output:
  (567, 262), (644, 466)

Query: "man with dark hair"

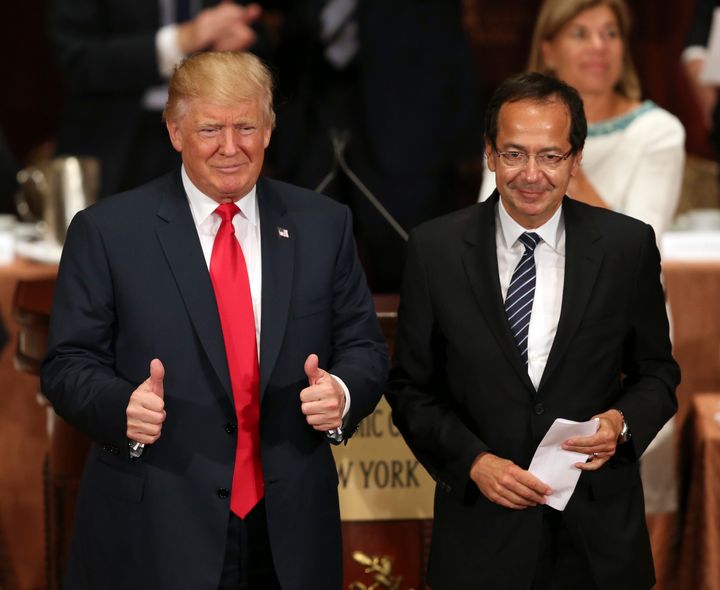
(483, 73), (587, 159)
(386, 72), (678, 590)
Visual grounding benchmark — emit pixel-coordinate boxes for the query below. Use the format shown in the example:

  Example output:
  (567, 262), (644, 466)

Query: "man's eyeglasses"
(494, 150), (573, 170)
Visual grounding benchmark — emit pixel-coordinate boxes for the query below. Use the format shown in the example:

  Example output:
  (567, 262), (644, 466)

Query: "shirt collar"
(182, 165), (259, 229)
(497, 198), (564, 252)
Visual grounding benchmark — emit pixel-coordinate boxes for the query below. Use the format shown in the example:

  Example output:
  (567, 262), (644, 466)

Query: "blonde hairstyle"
(527, 0), (641, 101)
(163, 51), (276, 128)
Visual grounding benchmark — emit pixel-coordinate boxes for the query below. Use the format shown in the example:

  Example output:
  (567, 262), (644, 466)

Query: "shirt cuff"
(326, 373), (351, 443)
(330, 374), (351, 419)
(156, 24), (185, 78)
(682, 45), (707, 65)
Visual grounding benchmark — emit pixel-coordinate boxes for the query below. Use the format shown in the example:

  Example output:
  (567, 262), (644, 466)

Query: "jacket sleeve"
(40, 210), (135, 446)
(385, 231), (488, 493)
(614, 225), (680, 458)
(327, 206), (389, 439)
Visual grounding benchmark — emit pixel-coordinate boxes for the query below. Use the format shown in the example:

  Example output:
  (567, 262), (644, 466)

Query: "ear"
(569, 150), (583, 176)
(263, 127), (272, 149)
(166, 120), (183, 153)
(485, 140), (497, 173)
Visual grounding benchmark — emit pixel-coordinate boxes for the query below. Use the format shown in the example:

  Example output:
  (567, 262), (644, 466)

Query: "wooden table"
(646, 261), (720, 590)
(663, 261), (720, 426)
(676, 393), (720, 590)
(0, 258), (56, 590)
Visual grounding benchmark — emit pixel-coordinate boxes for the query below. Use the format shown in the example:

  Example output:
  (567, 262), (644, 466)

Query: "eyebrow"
(196, 120), (258, 128)
(499, 143), (568, 153)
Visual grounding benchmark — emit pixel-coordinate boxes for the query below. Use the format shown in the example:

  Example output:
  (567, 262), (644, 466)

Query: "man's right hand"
(178, 2), (262, 54)
(126, 359), (166, 445)
(470, 452), (552, 510)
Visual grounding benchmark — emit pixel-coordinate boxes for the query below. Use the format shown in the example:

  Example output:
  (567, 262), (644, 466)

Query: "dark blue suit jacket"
(41, 171), (388, 589)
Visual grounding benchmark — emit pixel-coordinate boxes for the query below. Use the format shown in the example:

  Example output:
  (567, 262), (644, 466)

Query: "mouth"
(214, 163), (246, 174)
(512, 185), (548, 198)
(582, 62), (609, 72)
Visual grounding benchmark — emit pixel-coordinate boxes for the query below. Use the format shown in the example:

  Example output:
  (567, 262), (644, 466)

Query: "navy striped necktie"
(504, 232), (541, 364)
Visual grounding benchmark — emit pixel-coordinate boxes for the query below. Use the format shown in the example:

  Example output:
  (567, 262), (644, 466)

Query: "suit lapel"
(155, 171), (233, 400)
(257, 178), (295, 400)
(538, 197), (604, 390)
(461, 194), (535, 390)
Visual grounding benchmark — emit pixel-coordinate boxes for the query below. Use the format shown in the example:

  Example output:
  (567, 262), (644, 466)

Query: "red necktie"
(209, 203), (263, 518)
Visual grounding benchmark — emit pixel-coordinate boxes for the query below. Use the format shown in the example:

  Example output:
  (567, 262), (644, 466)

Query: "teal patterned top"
(587, 101), (656, 138)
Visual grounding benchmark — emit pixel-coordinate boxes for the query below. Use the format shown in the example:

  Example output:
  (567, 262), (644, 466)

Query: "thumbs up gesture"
(126, 359), (166, 444)
(299, 354), (345, 432)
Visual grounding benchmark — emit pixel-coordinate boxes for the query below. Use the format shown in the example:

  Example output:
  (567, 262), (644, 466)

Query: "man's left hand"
(300, 354), (345, 431)
(562, 409), (624, 471)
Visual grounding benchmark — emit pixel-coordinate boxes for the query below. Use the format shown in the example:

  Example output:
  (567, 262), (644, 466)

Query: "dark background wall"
(0, 0), (62, 163)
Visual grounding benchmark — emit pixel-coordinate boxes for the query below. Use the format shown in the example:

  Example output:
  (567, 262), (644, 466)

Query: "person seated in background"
(683, 0), (720, 164)
(49, 0), (262, 198)
(479, 0), (685, 239)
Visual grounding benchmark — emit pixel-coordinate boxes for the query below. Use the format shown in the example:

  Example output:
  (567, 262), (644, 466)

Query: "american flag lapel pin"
(277, 227), (290, 238)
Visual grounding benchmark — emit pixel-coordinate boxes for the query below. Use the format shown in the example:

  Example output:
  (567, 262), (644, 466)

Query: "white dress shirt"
(181, 167), (351, 424)
(183, 167), (263, 347)
(496, 200), (565, 389)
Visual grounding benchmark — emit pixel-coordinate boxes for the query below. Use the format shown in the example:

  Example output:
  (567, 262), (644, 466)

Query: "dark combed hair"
(484, 72), (587, 154)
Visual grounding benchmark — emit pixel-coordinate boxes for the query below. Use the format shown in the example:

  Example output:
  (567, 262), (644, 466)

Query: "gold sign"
(332, 397), (434, 521)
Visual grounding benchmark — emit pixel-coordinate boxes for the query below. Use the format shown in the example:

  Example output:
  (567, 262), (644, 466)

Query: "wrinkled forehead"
(178, 95), (268, 124)
(494, 99), (572, 148)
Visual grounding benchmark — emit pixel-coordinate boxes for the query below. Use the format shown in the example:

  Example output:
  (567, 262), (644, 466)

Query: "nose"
(218, 127), (239, 156)
(589, 31), (608, 51)
(522, 156), (543, 183)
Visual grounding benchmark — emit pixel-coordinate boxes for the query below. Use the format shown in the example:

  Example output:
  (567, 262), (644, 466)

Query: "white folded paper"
(528, 417), (599, 511)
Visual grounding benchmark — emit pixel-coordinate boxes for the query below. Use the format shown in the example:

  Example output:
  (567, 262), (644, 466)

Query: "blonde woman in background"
(479, 0), (685, 239)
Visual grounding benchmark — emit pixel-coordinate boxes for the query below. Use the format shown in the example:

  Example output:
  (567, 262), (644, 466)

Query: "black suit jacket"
(386, 194), (679, 590)
(41, 171), (388, 589)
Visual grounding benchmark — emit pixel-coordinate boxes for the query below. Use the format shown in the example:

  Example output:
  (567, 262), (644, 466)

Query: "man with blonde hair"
(42, 51), (387, 589)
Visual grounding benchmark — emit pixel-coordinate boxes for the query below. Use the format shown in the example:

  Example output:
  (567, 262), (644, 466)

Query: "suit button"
(224, 423), (237, 434)
(217, 488), (230, 499)
(534, 403), (544, 415)
(103, 443), (119, 455)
